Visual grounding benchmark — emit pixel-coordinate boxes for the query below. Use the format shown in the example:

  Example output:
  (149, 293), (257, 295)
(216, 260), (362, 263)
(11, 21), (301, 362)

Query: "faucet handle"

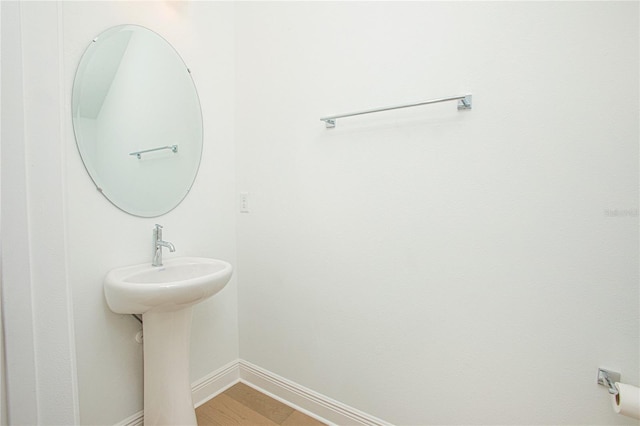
(154, 224), (163, 240)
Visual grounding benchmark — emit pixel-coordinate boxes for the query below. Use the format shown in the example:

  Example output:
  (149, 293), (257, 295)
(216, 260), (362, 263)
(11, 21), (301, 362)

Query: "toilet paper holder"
(597, 368), (620, 395)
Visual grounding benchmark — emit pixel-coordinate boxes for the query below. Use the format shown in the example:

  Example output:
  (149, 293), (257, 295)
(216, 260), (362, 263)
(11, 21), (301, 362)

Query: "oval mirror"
(72, 24), (203, 217)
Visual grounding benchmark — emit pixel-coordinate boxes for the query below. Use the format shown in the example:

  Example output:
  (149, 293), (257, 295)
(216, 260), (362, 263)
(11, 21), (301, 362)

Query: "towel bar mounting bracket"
(457, 94), (472, 110)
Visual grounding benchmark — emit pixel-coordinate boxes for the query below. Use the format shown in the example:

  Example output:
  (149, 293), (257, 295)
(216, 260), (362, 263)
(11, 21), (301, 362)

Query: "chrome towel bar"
(320, 94), (472, 128)
(129, 144), (178, 159)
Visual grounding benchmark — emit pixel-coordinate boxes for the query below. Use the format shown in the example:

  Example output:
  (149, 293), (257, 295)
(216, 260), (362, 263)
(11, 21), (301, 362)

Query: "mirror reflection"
(72, 24), (203, 217)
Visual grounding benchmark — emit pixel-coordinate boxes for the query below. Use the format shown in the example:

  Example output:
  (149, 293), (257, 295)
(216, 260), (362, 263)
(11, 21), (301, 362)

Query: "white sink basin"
(104, 256), (233, 314)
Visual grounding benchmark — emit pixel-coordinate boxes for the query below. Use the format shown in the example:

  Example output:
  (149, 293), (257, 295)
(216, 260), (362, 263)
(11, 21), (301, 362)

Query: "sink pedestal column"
(142, 307), (197, 426)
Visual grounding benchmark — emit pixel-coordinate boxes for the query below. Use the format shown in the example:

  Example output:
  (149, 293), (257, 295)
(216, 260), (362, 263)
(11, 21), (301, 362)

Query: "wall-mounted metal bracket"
(457, 94), (472, 110)
(324, 119), (336, 129)
(597, 368), (621, 395)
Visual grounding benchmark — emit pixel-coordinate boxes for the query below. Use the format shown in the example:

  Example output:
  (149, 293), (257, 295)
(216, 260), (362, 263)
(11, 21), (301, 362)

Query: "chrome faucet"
(152, 224), (175, 267)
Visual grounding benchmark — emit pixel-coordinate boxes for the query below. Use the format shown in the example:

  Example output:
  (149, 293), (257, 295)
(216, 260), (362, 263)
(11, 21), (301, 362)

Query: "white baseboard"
(115, 359), (390, 426)
(238, 360), (391, 426)
(192, 359), (240, 407)
(116, 409), (143, 426)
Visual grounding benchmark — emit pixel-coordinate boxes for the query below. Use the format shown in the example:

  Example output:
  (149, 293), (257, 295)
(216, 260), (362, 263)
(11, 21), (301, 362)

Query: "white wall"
(235, 2), (639, 425)
(0, 6), (4, 422)
(3, 1), (238, 425)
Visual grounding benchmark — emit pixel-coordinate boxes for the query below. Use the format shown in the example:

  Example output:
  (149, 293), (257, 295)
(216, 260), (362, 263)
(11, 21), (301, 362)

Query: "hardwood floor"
(196, 382), (326, 426)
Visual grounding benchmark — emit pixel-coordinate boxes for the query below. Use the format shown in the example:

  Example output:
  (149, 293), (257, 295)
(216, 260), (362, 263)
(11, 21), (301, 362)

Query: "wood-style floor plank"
(196, 383), (327, 426)
(196, 393), (279, 426)
(223, 382), (294, 424)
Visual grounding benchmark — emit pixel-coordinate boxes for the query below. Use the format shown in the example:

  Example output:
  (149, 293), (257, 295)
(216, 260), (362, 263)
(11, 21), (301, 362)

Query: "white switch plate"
(239, 192), (250, 213)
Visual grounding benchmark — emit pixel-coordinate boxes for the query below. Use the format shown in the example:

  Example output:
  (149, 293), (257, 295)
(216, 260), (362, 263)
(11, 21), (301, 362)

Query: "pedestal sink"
(104, 257), (233, 425)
